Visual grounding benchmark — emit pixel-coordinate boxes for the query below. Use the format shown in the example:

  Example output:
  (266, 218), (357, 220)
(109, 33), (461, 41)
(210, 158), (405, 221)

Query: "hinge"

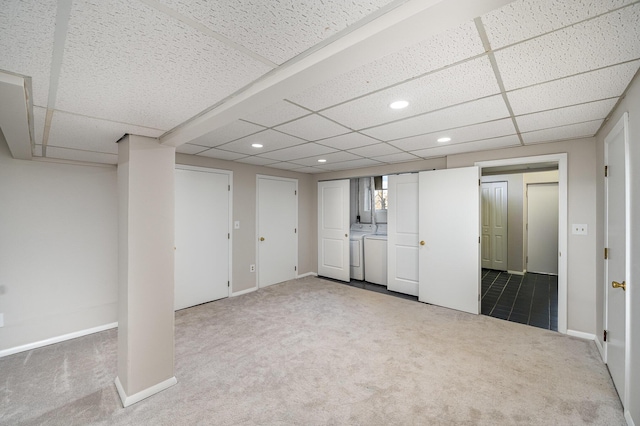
(604, 329), (607, 342)
(228, 233), (230, 239)
(478, 179), (481, 186)
(526, 256), (528, 264)
(294, 266), (297, 271)
(294, 228), (297, 233)
(478, 236), (480, 243)
(294, 190), (297, 195)
(604, 248), (609, 259)
(604, 166), (608, 177)
(228, 185), (231, 191)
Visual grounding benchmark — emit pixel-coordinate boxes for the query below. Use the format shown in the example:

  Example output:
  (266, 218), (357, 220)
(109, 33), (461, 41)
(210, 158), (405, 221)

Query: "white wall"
(0, 134), (118, 352)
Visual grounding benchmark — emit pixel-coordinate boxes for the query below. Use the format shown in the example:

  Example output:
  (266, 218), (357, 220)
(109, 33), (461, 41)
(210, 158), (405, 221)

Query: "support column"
(115, 135), (177, 407)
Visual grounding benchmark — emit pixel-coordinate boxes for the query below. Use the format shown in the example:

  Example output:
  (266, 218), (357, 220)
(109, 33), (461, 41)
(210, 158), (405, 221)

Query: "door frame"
(256, 174), (298, 288)
(175, 164), (233, 296)
(603, 112), (631, 410)
(475, 153), (568, 334)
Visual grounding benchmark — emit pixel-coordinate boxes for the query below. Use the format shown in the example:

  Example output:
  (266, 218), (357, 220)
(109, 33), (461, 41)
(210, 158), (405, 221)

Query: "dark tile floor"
(481, 269), (558, 331)
(324, 277), (419, 302)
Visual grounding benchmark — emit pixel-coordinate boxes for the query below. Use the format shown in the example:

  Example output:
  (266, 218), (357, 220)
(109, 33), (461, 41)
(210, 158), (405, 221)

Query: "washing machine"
(364, 224), (387, 286)
(350, 223), (377, 280)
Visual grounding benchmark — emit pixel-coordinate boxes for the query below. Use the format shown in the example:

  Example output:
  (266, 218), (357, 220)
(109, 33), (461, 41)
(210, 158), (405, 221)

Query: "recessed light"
(389, 100), (409, 110)
(251, 143), (263, 148)
(437, 137), (451, 143)
(317, 159), (327, 163)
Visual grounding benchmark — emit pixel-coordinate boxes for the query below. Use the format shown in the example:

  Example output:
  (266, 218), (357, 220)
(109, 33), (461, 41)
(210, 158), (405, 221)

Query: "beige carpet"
(0, 276), (625, 425)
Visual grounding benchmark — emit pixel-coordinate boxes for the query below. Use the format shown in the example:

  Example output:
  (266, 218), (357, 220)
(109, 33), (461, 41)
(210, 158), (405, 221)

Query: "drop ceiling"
(1, 0), (638, 173)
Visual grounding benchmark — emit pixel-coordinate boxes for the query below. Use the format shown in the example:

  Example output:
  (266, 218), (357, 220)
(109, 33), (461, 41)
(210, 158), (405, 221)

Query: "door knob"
(612, 281), (626, 291)
(260, 237), (265, 241)
(420, 240), (425, 246)
(345, 234), (348, 237)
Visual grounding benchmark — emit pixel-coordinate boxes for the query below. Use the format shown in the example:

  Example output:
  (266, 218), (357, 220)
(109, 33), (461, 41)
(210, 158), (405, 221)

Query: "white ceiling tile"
(217, 129), (306, 155)
(47, 111), (164, 154)
(293, 151), (362, 167)
(495, 4), (640, 91)
(372, 152), (420, 163)
(314, 158), (383, 171)
(507, 61), (640, 115)
(241, 101), (310, 127)
(45, 146), (118, 164)
(176, 144), (209, 155)
(55, 0), (271, 130)
(189, 121), (266, 148)
(259, 143), (337, 162)
(291, 166), (325, 174)
(390, 118), (517, 152)
(197, 148), (247, 161)
(363, 95), (511, 141)
(235, 156), (278, 166)
(482, 0), (634, 49)
(348, 143), (402, 157)
(521, 120), (604, 144)
(34, 145), (43, 157)
(321, 57), (500, 130)
(288, 20), (485, 110)
(33, 106), (47, 146)
(274, 114), (350, 141)
(157, 0), (398, 64)
(0, 1), (56, 106)
(411, 135), (521, 159)
(516, 99), (618, 133)
(266, 162), (304, 170)
(316, 132), (381, 150)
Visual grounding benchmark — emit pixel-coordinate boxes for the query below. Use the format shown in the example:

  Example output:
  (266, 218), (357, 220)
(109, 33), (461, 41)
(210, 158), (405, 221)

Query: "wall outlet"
(250, 264), (255, 273)
(572, 224), (588, 235)
(0, 313), (4, 327)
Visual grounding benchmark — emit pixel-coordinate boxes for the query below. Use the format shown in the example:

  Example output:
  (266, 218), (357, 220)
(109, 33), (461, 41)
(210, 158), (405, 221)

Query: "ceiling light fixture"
(317, 159), (327, 163)
(437, 137), (451, 143)
(251, 143), (263, 148)
(389, 100), (409, 109)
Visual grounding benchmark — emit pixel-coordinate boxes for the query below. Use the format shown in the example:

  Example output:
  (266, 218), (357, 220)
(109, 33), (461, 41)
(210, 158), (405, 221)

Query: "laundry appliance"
(349, 223), (377, 280)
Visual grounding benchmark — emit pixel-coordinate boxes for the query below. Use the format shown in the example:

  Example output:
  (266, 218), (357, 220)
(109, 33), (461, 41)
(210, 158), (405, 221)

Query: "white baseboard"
(231, 286), (257, 297)
(507, 270), (525, 276)
(594, 336), (605, 361)
(297, 272), (318, 279)
(0, 322), (118, 358)
(115, 375), (177, 408)
(567, 329), (596, 341)
(626, 409), (635, 426)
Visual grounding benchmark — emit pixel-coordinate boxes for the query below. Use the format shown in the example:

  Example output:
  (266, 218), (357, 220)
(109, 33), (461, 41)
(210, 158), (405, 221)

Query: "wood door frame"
(603, 112), (631, 410)
(175, 164), (233, 297)
(256, 174), (299, 288)
(476, 154), (568, 334)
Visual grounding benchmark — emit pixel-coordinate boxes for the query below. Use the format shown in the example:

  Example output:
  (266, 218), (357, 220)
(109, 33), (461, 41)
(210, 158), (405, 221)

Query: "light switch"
(572, 224), (588, 235)
(234, 221), (240, 229)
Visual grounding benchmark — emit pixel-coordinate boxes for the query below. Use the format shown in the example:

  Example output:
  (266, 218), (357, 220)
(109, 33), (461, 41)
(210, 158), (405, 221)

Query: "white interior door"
(318, 180), (350, 282)
(387, 174), (419, 296)
(527, 183), (558, 275)
(605, 114), (628, 406)
(419, 167), (480, 314)
(257, 176), (298, 288)
(174, 167), (230, 310)
(481, 182), (508, 271)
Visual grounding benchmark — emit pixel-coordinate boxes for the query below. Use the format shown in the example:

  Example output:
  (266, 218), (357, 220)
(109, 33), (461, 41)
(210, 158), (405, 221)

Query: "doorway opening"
(476, 155), (567, 334)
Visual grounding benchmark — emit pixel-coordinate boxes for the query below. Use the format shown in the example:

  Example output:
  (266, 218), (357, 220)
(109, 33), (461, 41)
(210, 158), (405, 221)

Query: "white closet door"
(419, 167), (480, 314)
(387, 174), (419, 296)
(481, 182), (508, 271)
(318, 180), (350, 282)
(527, 183), (558, 275)
(174, 168), (230, 310)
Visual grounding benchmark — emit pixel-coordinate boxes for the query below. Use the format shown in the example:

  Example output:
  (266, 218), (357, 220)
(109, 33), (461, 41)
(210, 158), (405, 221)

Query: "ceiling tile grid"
(216, 129), (307, 155)
(293, 151), (362, 167)
(516, 99), (618, 133)
(265, 162), (305, 171)
(45, 146), (118, 164)
(321, 56), (501, 130)
(481, 0), (635, 49)
(197, 148), (247, 161)
(348, 143), (402, 158)
(274, 114), (351, 141)
(287, 20), (485, 111)
(0, 0), (57, 107)
(241, 100), (310, 127)
(33, 106), (47, 147)
(495, 3), (640, 91)
(507, 60), (640, 115)
(157, 0), (400, 65)
(411, 134), (521, 159)
(521, 120), (604, 144)
(315, 132), (381, 150)
(54, 0), (272, 130)
(188, 121), (266, 149)
(258, 142), (337, 162)
(175, 144), (209, 155)
(372, 152), (420, 163)
(314, 158), (383, 171)
(235, 156), (278, 167)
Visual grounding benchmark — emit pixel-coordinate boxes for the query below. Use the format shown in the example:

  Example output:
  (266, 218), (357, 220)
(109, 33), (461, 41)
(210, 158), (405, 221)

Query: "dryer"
(350, 223), (376, 280)
(365, 224), (387, 285)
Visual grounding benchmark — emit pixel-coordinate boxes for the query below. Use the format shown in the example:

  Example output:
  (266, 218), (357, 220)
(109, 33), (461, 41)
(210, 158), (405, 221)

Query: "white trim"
(0, 322), (118, 358)
(115, 375), (177, 408)
(625, 409), (635, 426)
(595, 336), (605, 361)
(507, 270), (525, 276)
(231, 286), (257, 297)
(297, 272), (318, 279)
(475, 153), (568, 334)
(567, 330), (596, 341)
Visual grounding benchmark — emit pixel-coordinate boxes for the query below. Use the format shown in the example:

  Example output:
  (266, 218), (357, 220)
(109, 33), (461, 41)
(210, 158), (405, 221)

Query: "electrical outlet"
(250, 264), (255, 273)
(572, 224), (588, 235)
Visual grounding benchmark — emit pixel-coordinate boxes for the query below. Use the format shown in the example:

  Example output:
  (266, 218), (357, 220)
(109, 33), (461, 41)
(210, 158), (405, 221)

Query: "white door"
(387, 174), (419, 296)
(419, 167), (480, 314)
(318, 180), (350, 282)
(605, 113), (628, 405)
(527, 183), (558, 275)
(257, 176), (298, 288)
(174, 167), (230, 310)
(481, 182), (508, 271)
